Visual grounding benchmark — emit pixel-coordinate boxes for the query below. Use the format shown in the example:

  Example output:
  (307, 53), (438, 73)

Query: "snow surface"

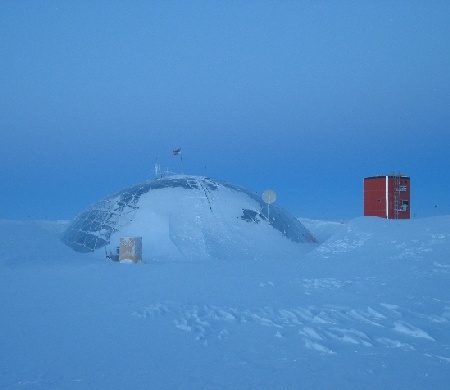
(1, 215), (450, 389)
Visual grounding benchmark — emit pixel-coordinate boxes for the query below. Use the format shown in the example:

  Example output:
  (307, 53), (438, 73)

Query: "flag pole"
(172, 149), (183, 174)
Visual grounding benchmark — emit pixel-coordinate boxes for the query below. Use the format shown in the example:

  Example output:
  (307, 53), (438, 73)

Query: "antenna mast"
(155, 161), (161, 179)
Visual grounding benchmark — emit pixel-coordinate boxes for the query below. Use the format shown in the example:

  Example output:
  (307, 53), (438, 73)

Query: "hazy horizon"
(1, 2), (449, 220)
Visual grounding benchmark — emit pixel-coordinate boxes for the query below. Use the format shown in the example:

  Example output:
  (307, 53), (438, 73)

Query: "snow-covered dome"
(62, 175), (316, 260)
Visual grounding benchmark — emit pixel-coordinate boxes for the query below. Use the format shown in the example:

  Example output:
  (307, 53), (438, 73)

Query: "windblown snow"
(1, 213), (450, 389)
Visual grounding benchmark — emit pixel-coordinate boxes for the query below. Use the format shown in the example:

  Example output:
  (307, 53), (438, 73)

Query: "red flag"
(172, 148), (181, 156)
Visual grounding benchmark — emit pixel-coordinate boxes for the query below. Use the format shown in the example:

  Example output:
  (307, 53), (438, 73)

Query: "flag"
(172, 148), (181, 156)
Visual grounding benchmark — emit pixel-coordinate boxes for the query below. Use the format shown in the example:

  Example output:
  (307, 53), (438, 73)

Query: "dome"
(61, 175), (316, 260)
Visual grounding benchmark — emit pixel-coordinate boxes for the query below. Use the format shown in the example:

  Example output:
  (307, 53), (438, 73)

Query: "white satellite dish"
(262, 189), (277, 205)
(262, 189), (277, 222)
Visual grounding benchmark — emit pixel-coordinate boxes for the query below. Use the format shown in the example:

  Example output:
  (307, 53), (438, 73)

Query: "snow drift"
(1, 216), (450, 388)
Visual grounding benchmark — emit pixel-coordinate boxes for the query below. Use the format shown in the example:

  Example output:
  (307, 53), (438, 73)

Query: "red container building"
(364, 175), (410, 219)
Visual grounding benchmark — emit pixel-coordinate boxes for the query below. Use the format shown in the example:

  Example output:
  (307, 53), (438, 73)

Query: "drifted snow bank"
(1, 216), (450, 389)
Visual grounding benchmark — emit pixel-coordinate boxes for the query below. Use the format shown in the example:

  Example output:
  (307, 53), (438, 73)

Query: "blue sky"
(1, 1), (449, 220)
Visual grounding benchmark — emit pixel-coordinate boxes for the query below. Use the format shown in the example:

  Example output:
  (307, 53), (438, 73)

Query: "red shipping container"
(364, 175), (410, 219)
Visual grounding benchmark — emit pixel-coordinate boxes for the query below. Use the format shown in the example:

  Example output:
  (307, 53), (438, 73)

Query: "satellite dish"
(262, 189), (277, 205)
(262, 189), (276, 222)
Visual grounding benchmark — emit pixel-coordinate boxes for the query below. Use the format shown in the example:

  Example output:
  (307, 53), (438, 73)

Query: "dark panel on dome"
(241, 209), (260, 224)
(61, 184), (150, 252)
